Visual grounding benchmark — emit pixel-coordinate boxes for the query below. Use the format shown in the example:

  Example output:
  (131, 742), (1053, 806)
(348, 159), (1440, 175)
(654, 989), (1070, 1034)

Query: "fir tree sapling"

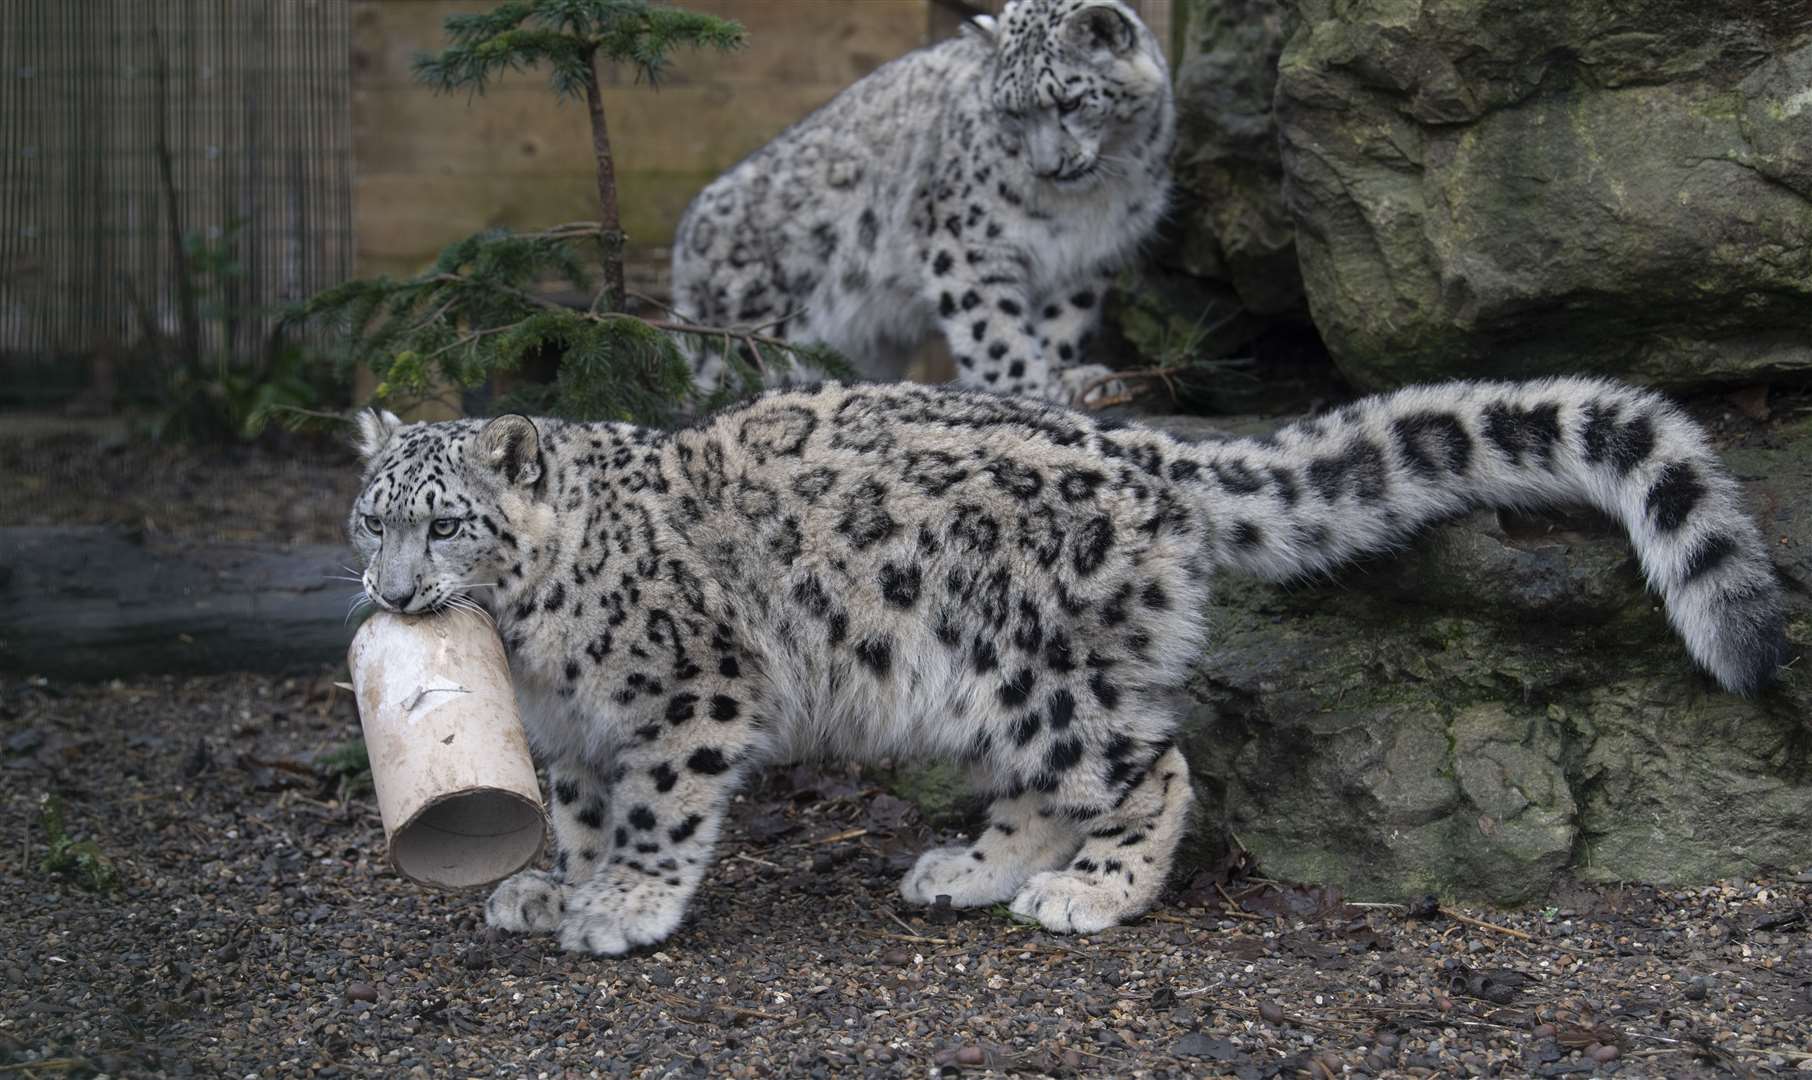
(295, 0), (847, 425)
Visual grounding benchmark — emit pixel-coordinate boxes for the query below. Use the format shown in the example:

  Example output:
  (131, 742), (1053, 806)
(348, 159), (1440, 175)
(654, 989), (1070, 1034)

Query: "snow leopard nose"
(379, 582), (417, 610)
(1024, 122), (1067, 178)
(1029, 148), (1067, 179)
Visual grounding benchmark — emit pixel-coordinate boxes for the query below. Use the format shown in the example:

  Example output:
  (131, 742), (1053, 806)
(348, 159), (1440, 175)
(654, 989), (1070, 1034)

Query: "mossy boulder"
(1103, 0), (1325, 403)
(878, 761), (976, 831)
(1168, 0), (1301, 316)
(1274, 0), (1812, 389)
(1162, 408), (1812, 903)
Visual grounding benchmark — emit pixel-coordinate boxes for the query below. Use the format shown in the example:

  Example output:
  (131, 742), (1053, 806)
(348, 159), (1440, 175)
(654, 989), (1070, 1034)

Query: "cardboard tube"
(348, 608), (545, 888)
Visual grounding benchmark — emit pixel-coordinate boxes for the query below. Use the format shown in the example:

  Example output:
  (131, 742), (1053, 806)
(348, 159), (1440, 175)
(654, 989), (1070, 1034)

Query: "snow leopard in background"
(349, 377), (1786, 955)
(670, 0), (1174, 405)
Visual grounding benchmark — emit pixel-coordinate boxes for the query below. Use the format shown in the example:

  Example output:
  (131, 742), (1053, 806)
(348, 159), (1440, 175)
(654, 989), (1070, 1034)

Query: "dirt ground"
(2, 671), (1809, 1079)
(0, 423), (361, 547)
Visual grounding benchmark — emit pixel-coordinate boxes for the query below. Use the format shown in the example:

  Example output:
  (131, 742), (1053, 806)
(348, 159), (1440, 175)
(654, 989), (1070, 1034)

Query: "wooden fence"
(0, 0), (353, 375)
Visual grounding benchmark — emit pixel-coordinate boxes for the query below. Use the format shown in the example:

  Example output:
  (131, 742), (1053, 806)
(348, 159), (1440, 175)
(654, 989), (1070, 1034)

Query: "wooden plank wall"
(351, 1), (935, 281)
(351, 0), (1173, 283)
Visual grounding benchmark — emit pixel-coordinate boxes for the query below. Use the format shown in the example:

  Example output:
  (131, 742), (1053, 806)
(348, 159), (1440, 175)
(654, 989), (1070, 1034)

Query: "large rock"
(1168, 0), (1301, 316)
(1101, 0), (1322, 409)
(1275, 0), (1812, 389)
(1162, 407), (1812, 903)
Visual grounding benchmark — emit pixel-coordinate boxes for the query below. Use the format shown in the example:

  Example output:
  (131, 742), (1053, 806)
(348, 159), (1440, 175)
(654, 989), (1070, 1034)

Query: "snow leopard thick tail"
(1171, 376), (1787, 695)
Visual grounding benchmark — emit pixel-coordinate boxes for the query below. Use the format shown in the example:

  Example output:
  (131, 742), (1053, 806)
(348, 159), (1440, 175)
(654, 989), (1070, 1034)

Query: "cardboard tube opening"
(392, 788), (545, 889)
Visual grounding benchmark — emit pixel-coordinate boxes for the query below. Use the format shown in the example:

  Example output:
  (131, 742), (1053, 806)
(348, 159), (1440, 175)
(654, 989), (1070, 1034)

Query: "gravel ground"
(3, 672), (1810, 1079)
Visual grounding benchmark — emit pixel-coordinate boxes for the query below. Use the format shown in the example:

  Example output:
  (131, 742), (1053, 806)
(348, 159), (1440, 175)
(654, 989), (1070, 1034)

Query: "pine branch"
(288, 228), (844, 425)
(413, 0), (745, 99)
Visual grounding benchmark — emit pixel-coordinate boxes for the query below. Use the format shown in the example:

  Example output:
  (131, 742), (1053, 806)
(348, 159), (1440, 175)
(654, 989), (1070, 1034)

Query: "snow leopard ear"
(354, 408), (403, 463)
(476, 414), (542, 488)
(963, 13), (999, 45)
(1064, 3), (1138, 59)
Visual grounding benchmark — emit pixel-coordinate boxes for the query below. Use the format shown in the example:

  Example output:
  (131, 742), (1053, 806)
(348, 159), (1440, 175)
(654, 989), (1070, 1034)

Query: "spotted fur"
(351, 377), (1786, 955)
(671, 0), (1172, 405)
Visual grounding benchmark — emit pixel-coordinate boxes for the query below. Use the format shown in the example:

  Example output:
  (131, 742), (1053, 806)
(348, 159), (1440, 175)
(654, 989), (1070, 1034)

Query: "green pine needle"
(287, 225), (846, 427)
(414, 0), (745, 99)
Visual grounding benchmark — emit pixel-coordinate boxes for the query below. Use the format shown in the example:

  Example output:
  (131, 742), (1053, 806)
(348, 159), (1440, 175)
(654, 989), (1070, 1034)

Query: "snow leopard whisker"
(444, 593), (496, 628)
(1091, 154), (1136, 182)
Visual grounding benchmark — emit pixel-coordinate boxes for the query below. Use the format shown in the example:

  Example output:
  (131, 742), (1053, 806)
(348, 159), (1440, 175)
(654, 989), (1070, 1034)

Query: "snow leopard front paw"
(900, 846), (1026, 908)
(1009, 869), (1135, 934)
(558, 872), (688, 956)
(484, 869), (567, 934)
(1053, 363), (1123, 407)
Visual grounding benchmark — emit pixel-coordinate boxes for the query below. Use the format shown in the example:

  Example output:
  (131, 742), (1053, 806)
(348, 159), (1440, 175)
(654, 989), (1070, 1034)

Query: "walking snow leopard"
(670, 0), (1173, 405)
(350, 378), (1786, 955)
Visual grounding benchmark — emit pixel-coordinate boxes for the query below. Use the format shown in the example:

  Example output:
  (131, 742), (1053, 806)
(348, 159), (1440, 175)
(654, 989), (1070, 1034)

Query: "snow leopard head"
(985, 0), (1171, 187)
(349, 410), (550, 616)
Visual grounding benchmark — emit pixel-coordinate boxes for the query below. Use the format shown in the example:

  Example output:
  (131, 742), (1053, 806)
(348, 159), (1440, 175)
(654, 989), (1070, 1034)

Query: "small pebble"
(954, 1045), (984, 1066)
(1259, 1001), (1284, 1025)
(1588, 1043), (1620, 1063)
(648, 967), (675, 989)
(345, 982), (378, 1004)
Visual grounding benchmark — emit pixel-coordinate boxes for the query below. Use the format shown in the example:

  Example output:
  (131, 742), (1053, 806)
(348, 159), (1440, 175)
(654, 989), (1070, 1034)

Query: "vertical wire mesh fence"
(0, 0), (352, 389)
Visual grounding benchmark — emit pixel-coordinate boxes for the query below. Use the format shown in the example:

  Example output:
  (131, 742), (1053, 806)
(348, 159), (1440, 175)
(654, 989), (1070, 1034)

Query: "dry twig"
(1438, 905), (1538, 943)
(813, 827), (869, 845)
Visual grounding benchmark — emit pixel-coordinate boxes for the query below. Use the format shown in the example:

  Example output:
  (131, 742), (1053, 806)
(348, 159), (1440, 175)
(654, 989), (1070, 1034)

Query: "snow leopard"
(349, 377), (1786, 955)
(669, 0), (1173, 405)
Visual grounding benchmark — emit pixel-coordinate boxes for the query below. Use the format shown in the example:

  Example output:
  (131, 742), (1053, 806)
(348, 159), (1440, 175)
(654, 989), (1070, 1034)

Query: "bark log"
(0, 527), (356, 680)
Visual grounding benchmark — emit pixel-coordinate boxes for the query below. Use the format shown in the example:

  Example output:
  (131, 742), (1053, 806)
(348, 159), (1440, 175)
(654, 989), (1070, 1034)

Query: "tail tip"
(1713, 615), (1792, 697)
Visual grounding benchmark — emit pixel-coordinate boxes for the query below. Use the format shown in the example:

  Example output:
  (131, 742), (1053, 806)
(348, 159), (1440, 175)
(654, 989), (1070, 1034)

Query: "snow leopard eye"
(363, 514), (383, 536)
(429, 518), (460, 540)
(1056, 96), (1083, 115)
